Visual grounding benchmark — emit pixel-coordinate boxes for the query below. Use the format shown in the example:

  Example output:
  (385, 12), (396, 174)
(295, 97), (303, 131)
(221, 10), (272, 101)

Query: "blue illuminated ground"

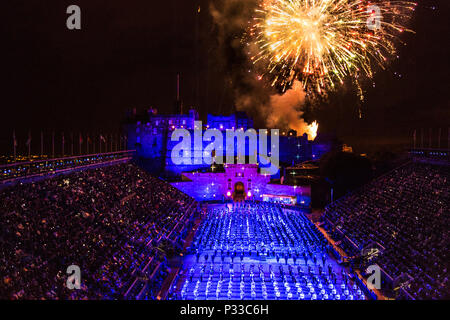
(169, 203), (367, 300)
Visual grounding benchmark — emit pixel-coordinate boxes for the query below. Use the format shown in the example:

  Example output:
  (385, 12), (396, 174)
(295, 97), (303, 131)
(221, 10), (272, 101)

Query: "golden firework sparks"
(250, 0), (417, 93)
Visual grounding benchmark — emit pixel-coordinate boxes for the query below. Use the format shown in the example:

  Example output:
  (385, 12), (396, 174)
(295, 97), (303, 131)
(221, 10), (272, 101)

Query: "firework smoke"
(210, 0), (415, 135)
(210, 0), (317, 135)
(267, 81), (308, 133)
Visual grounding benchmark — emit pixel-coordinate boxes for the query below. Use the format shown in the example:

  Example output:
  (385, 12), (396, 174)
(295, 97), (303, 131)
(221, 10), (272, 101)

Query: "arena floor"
(168, 203), (367, 300)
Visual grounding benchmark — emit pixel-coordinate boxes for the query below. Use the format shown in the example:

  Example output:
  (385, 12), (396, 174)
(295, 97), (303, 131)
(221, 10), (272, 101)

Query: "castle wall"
(171, 164), (310, 206)
(126, 112), (331, 177)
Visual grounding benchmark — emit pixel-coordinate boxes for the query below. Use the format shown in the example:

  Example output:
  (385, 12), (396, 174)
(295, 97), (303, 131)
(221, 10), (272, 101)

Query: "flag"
(13, 130), (17, 161)
(438, 128), (442, 149)
(86, 134), (91, 155)
(99, 134), (105, 154)
(62, 132), (65, 156)
(421, 129), (424, 148)
(52, 131), (55, 158)
(13, 130), (18, 148)
(78, 133), (83, 155)
(429, 128), (432, 148)
(70, 132), (74, 155)
(448, 127), (450, 150)
(40, 131), (44, 157)
(26, 131), (31, 147)
(26, 130), (32, 159)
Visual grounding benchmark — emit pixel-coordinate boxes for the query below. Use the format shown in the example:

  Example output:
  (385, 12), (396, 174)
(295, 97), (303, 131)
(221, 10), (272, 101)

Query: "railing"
(136, 262), (163, 299)
(123, 201), (197, 299)
(0, 150), (136, 184)
(324, 220), (416, 300)
(157, 268), (181, 300)
(321, 212), (418, 300)
(408, 148), (450, 163)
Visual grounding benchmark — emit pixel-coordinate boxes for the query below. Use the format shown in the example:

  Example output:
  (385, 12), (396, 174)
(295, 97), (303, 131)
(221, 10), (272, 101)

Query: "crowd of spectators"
(322, 162), (449, 299)
(1, 152), (132, 182)
(0, 162), (197, 299)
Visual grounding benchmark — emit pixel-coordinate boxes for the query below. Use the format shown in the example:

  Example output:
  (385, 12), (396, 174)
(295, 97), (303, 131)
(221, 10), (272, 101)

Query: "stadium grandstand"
(321, 160), (449, 300)
(0, 161), (198, 299)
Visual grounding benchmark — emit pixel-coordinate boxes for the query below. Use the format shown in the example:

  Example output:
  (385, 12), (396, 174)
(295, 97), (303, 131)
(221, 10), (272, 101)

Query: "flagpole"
(13, 130), (17, 163)
(429, 128), (432, 149)
(52, 131), (55, 158)
(421, 128), (424, 149)
(41, 131), (44, 158)
(27, 130), (31, 160)
(71, 132), (74, 156)
(438, 128), (442, 149)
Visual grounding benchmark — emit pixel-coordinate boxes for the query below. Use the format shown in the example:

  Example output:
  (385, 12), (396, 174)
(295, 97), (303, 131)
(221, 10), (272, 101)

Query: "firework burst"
(250, 0), (417, 94)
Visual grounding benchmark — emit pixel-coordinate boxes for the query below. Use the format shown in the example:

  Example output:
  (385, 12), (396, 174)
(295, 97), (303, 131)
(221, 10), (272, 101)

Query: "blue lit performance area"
(168, 203), (367, 300)
(2, 0), (449, 306)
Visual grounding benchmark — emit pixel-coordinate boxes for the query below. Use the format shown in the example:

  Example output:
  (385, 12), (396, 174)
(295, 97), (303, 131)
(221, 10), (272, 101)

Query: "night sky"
(1, 0), (449, 155)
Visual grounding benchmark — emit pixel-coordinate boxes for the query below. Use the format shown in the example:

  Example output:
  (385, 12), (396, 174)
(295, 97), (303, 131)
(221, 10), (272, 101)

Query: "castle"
(125, 108), (337, 178)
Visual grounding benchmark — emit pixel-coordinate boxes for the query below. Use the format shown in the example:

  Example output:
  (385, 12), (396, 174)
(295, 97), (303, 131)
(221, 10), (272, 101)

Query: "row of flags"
(12, 132), (119, 147)
(12, 130), (128, 160)
(412, 128), (450, 149)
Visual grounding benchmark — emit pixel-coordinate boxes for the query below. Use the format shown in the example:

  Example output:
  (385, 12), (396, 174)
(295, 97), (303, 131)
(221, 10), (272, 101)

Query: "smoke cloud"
(209, 0), (314, 135)
(267, 81), (310, 133)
